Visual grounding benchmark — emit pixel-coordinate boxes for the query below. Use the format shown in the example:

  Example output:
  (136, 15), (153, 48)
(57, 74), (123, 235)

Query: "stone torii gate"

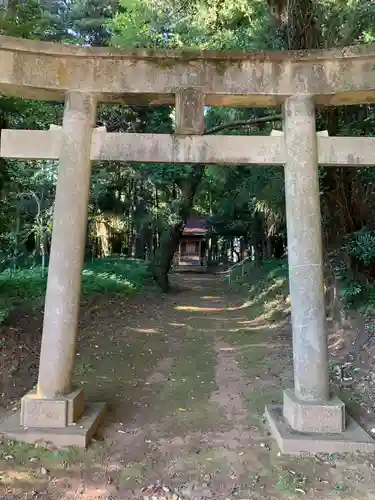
(1, 37), (375, 453)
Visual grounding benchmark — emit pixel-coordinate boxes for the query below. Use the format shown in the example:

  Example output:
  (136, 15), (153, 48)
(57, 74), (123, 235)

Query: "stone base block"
(20, 388), (85, 428)
(283, 389), (345, 434)
(0, 402), (106, 448)
(266, 405), (375, 454)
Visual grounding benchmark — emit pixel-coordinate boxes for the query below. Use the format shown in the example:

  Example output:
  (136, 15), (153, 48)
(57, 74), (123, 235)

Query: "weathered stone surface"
(20, 388), (85, 428)
(284, 95), (329, 403)
(1, 403), (106, 448)
(266, 405), (375, 454)
(37, 92), (97, 399)
(1, 36), (375, 106)
(21, 393), (67, 428)
(1, 130), (285, 164)
(175, 88), (205, 134)
(66, 388), (85, 424)
(271, 129), (329, 137)
(283, 389), (345, 434)
(5, 130), (375, 167)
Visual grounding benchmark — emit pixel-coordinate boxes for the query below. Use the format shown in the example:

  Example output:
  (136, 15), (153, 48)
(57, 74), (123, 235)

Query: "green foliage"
(347, 229), (375, 266)
(0, 0), (118, 44)
(68, 0), (119, 46)
(111, 0), (158, 49)
(275, 470), (308, 494)
(356, 285), (375, 314)
(339, 278), (363, 308)
(110, 0), (275, 51)
(0, 268), (46, 322)
(0, 257), (149, 323)
(334, 229), (375, 310)
(328, 360), (340, 378)
(339, 281), (375, 315)
(81, 256), (150, 294)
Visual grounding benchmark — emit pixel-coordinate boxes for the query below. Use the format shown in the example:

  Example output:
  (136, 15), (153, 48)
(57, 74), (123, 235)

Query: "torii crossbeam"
(2, 127), (375, 166)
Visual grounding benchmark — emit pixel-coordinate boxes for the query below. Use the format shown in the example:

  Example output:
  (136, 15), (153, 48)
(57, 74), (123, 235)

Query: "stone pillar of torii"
(1, 89), (375, 452)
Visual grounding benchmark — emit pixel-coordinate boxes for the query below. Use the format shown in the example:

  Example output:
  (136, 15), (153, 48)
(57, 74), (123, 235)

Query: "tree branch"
(204, 113), (283, 135)
(99, 112), (283, 135)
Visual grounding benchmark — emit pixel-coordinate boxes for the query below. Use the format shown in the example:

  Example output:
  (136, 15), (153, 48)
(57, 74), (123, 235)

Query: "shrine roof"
(183, 217), (208, 236)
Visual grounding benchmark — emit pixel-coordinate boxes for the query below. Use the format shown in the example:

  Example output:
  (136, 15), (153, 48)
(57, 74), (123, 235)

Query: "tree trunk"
(153, 221), (183, 292)
(266, 236), (273, 260)
(152, 164), (205, 292)
(134, 183), (148, 260)
(253, 214), (265, 267)
(0, 109), (9, 201)
(286, 0), (321, 50)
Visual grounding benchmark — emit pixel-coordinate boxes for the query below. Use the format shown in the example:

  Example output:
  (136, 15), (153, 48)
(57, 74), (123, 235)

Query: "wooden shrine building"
(174, 217), (208, 268)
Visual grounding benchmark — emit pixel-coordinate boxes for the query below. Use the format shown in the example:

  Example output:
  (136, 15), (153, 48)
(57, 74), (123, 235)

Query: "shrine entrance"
(1, 35), (375, 453)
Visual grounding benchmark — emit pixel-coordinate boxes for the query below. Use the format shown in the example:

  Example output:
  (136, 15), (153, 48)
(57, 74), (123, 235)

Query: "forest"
(1, 0), (375, 307)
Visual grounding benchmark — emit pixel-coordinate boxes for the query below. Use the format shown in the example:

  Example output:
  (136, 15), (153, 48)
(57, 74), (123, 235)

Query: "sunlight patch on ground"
(235, 324), (267, 332)
(237, 318), (270, 326)
(0, 468), (35, 486)
(219, 342), (285, 352)
(174, 301), (253, 312)
(244, 341), (285, 349)
(130, 327), (160, 334)
(78, 486), (111, 498)
(186, 315), (248, 322)
(200, 295), (222, 299)
(226, 326), (273, 333)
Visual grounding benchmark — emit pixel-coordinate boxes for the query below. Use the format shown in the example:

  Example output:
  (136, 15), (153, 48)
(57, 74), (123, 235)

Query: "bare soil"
(1, 272), (375, 499)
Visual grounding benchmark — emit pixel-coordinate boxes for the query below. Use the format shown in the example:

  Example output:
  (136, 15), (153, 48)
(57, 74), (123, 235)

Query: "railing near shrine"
(227, 256), (253, 285)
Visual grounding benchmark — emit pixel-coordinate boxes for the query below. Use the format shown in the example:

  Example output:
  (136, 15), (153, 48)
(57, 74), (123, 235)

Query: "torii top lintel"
(1, 35), (375, 107)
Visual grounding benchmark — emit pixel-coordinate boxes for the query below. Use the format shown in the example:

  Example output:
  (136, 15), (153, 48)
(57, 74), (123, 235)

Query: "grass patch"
(275, 469), (308, 495)
(73, 329), (170, 404)
(338, 388), (364, 421)
(0, 256), (149, 323)
(225, 259), (290, 363)
(222, 260), (290, 422)
(230, 259), (288, 292)
(81, 256), (149, 295)
(152, 330), (218, 432)
(154, 332), (215, 410)
(0, 438), (108, 470)
(245, 260), (289, 311)
(247, 389), (282, 422)
(228, 260), (289, 326)
(119, 460), (149, 487)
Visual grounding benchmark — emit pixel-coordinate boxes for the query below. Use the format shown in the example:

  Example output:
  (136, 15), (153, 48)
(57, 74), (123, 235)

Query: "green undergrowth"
(223, 260), (290, 420)
(228, 258), (288, 284)
(340, 278), (375, 315)
(226, 259), (289, 336)
(0, 256), (149, 323)
(245, 259), (289, 297)
(0, 438), (108, 470)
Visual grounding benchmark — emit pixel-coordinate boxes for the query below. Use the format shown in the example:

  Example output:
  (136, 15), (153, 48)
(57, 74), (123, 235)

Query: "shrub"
(347, 229), (375, 266)
(0, 256), (149, 323)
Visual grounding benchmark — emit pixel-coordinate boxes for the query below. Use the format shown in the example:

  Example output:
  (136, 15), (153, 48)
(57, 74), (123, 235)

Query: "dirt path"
(2, 272), (375, 499)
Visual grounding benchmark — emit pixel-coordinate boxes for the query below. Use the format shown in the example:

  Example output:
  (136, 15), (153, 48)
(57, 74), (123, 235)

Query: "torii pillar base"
(0, 388), (106, 448)
(265, 402), (375, 455)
